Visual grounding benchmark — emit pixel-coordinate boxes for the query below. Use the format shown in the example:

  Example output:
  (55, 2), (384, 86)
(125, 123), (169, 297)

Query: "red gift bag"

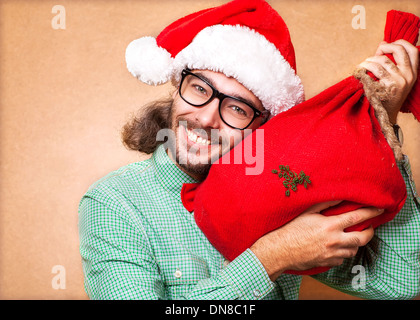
(182, 11), (420, 275)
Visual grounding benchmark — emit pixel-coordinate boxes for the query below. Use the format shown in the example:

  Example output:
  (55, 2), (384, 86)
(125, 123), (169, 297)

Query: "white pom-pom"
(125, 37), (174, 85)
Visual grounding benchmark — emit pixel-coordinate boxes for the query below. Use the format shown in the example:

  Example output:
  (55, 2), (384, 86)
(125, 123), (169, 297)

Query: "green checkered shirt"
(79, 144), (420, 299)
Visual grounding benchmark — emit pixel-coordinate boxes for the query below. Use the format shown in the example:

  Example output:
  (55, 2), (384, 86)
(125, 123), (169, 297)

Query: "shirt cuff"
(220, 249), (275, 300)
(397, 155), (420, 205)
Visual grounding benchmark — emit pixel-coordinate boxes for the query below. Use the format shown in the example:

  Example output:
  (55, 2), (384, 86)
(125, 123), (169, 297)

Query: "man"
(79, 0), (420, 299)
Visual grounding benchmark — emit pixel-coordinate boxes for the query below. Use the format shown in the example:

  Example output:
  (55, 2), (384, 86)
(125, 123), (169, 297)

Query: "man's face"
(168, 69), (265, 180)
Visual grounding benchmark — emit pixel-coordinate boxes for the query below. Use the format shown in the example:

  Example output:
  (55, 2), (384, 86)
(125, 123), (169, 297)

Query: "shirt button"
(253, 289), (261, 298)
(223, 259), (230, 267)
(174, 268), (182, 278)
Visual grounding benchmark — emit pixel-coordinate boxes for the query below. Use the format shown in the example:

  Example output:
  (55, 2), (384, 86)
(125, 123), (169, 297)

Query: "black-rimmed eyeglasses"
(179, 69), (268, 130)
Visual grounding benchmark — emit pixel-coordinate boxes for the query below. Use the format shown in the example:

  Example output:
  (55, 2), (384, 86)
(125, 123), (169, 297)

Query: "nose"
(194, 98), (221, 129)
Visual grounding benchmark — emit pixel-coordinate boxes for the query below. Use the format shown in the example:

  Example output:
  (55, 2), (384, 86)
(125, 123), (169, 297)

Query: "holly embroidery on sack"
(272, 165), (311, 197)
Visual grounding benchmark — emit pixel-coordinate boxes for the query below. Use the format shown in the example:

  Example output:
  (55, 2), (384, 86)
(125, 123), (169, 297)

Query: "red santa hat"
(125, 0), (305, 116)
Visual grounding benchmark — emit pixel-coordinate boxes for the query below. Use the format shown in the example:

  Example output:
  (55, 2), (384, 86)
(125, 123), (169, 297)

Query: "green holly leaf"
(272, 165), (311, 197)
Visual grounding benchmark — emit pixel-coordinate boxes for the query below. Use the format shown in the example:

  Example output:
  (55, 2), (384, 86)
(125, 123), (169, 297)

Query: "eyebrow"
(193, 71), (259, 110)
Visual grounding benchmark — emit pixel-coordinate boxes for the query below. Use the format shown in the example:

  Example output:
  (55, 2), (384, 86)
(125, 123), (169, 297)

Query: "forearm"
(182, 249), (277, 300)
(313, 155), (420, 299)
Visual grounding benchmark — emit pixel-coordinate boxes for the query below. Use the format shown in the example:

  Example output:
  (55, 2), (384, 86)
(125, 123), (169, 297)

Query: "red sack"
(181, 11), (420, 275)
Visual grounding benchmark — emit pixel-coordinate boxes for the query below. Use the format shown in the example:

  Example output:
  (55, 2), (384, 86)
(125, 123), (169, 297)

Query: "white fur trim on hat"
(125, 36), (174, 85)
(125, 25), (304, 116)
(173, 25), (305, 116)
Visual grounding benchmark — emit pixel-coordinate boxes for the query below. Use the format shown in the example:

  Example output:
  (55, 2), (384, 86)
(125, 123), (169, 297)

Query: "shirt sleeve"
(79, 186), (277, 300)
(79, 190), (166, 300)
(312, 155), (420, 299)
(182, 249), (276, 300)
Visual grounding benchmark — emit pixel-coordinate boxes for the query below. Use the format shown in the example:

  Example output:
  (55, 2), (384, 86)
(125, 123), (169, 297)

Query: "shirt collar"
(152, 144), (198, 198)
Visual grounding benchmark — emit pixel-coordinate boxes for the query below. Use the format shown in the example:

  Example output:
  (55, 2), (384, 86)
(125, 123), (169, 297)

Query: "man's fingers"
(365, 55), (399, 75)
(304, 200), (342, 214)
(359, 60), (392, 81)
(374, 41), (388, 55)
(375, 41), (417, 78)
(339, 207), (384, 229)
(386, 40), (419, 70)
(342, 225), (375, 248)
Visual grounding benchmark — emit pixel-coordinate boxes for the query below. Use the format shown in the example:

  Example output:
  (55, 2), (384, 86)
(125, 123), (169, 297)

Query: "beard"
(168, 115), (235, 179)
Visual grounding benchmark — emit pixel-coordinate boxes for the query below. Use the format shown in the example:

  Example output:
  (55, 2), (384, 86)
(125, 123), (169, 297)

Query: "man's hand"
(358, 40), (419, 125)
(250, 201), (384, 281)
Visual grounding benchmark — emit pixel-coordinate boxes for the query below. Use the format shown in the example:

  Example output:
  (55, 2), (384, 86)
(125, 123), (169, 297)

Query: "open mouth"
(185, 127), (212, 146)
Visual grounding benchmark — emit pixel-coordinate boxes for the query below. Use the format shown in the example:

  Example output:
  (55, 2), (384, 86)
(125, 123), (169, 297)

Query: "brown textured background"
(0, 0), (419, 299)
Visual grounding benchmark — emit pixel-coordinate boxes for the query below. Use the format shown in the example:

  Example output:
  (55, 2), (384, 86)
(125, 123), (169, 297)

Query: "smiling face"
(167, 69), (265, 180)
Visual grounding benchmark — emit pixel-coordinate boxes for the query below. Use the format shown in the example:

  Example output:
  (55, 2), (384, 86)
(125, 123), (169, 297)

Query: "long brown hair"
(121, 96), (173, 154)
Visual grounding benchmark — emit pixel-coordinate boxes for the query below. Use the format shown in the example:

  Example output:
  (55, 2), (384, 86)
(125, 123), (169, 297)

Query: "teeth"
(186, 127), (211, 146)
